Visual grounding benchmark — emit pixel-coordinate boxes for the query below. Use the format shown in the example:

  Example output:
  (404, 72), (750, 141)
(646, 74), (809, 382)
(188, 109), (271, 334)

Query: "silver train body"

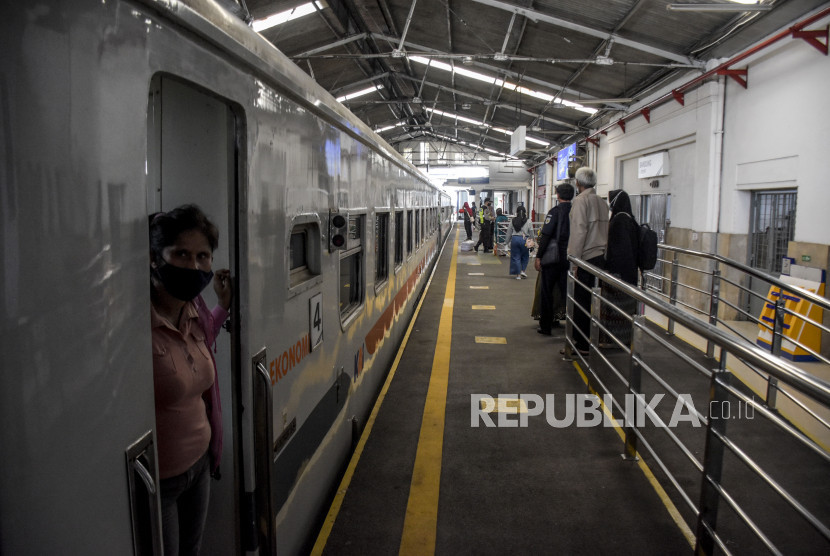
(0, 1), (452, 553)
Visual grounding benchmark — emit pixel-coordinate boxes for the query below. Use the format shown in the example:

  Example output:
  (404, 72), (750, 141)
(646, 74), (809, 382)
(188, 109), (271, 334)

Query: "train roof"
(151, 0), (439, 191)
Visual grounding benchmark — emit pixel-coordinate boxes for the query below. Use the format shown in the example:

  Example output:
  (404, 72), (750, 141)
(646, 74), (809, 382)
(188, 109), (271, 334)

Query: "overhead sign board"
(510, 125), (527, 156)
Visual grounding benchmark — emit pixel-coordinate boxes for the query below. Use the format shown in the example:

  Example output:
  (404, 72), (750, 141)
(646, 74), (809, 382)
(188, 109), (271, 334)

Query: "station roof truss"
(240, 0), (830, 165)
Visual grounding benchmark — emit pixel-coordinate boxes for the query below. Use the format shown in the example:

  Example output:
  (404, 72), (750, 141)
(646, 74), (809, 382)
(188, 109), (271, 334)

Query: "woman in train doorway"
(506, 205), (534, 279)
(149, 205), (233, 556)
(603, 190), (640, 346)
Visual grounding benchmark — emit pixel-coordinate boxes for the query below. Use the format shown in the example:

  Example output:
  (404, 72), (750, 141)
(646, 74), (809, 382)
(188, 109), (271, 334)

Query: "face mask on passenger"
(153, 263), (213, 301)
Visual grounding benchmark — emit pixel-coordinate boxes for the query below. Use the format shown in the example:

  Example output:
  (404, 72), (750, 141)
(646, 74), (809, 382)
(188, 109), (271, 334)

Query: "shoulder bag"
(540, 210), (564, 266)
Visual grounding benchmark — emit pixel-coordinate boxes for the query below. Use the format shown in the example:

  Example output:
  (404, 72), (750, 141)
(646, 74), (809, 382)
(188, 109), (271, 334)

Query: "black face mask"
(153, 263), (213, 302)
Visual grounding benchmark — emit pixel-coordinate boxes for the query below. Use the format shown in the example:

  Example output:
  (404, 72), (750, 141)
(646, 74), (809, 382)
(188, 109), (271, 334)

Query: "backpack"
(637, 223), (658, 270)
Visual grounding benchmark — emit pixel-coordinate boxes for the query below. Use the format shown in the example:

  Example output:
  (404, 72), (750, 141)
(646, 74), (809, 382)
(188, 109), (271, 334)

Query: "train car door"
(147, 75), (242, 555)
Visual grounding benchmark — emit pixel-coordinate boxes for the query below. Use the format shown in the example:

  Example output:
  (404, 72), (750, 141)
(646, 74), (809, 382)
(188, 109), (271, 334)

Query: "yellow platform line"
(310, 229), (457, 556)
(398, 230), (460, 555)
(572, 361), (696, 549)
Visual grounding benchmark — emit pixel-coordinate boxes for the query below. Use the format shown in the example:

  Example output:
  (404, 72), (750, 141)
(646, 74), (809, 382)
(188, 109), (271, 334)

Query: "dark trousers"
(464, 220), (472, 240)
(161, 451), (211, 556)
(539, 261), (568, 332)
(474, 222), (491, 250)
(573, 255), (605, 350)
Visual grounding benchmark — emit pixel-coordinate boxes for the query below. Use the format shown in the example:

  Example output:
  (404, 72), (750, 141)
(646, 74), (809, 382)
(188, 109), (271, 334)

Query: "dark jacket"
(537, 203), (571, 266)
(606, 190), (639, 285)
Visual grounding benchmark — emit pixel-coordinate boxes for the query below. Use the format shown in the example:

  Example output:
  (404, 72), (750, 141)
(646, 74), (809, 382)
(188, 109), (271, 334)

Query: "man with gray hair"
(565, 167), (609, 356)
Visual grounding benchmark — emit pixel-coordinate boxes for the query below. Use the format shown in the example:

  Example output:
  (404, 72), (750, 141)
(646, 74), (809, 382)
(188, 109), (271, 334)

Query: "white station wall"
(720, 35), (830, 245)
(589, 10), (830, 245)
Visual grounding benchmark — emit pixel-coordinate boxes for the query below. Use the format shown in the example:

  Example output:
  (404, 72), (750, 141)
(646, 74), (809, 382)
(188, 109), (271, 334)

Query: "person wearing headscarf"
(460, 202), (473, 240)
(603, 189), (640, 346)
(506, 205), (534, 279)
(494, 208), (509, 255)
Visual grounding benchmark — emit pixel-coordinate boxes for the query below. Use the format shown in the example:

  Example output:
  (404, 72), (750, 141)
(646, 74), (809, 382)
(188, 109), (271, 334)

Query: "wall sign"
(310, 293), (323, 350)
(638, 152), (670, 178)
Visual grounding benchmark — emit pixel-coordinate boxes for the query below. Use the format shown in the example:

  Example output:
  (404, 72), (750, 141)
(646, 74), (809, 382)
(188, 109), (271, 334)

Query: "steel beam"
(468, 0), (699, 65)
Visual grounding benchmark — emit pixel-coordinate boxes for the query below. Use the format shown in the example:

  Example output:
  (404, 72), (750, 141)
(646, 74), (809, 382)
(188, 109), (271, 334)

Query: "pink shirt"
(151, 302), (214, 479)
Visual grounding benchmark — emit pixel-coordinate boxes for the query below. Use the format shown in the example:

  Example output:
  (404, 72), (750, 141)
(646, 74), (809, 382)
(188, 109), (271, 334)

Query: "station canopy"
(235, 0), (827, 165)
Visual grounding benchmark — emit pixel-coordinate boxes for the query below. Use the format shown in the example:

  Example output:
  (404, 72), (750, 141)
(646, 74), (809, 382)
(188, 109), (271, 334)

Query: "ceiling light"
(252, 1), (322, 32)
(595, 56), (614, 65)
(408, 57), (597, 114)
(336, 84), (384, 102)
(391, 49), (406, 58)
(462, 56), (474, 65)
(667, 3), (771, 11)
(411, 96), (422, 104)
(493, 53), (509, 62)
(461, 103), (472, 110)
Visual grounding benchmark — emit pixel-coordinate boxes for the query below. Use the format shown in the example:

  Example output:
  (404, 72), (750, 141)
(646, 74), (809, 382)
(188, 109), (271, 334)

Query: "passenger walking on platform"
(461, 202), (473, 240)
(535, 182), (573, 335)
(603, 190), (640, 345)
(473, 202), (485, 252)
(474, 198), (495, 253)
(507, 206), (533, 279)
(149, 205), (233, 556)
(494, 208), (509, 255)
(565, 167), (609, 356)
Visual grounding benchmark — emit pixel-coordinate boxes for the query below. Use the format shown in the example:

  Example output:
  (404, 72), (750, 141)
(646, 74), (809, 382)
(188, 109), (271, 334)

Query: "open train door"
(147, 75), (245, 555)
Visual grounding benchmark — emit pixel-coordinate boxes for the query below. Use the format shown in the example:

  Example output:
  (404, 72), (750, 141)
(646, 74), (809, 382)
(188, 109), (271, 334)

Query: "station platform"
(309, 227), (695, 554)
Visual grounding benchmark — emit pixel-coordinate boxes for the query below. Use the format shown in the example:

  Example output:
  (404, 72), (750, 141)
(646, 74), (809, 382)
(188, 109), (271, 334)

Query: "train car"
(0, 1), (453, 554)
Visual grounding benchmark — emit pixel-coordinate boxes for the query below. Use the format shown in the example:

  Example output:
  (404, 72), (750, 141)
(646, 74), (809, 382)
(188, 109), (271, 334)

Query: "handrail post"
(771, 294), (785, 357)
(695, 357), (730, 556)
(589, 284), (601, 370)
(565, 263), (575, 358)
(766, 294), (787, 410)
(667, 254), (679, 336)
(706, 265), (721, 359)
(622, 315), (645, 461)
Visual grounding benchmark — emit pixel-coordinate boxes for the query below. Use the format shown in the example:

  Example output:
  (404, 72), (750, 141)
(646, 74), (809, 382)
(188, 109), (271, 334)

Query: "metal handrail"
(570, 256), (830, 405)
(566, 255), (830, 554)
(647, 243), (830, 367)
(656, 243), (830, 313)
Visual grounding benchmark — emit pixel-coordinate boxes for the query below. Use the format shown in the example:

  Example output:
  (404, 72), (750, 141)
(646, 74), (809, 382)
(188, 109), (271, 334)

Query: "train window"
(375, 213), (389, 288)
(415, 209), (421, 246)
(394, 211), (403, 268)
(288, 219), (322, 291)
(340, 215), (364, 320)
(347, 215), (362, 248)
(406, 211), (413, 255)
(290, 231), (307, 270)
(339, 252), (362, 318)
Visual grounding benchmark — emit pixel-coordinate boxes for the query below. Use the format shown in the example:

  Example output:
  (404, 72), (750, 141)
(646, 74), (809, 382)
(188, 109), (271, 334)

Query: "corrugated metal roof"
(241, 0), (828, 163)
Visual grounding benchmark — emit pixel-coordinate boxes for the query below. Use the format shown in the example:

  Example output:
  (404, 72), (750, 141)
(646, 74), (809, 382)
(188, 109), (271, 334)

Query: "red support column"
(641, 107), (651, 123)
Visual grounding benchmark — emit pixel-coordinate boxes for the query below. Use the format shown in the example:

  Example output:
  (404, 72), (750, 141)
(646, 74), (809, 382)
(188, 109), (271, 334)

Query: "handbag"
(540, 211), (564, 266)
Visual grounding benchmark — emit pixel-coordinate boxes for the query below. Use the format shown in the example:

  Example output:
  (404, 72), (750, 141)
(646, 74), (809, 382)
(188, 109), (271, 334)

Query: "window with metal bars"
(749, 190), (797, 273)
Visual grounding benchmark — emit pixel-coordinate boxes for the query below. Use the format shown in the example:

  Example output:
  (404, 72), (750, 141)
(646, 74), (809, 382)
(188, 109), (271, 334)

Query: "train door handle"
(131, 457), (157, 496)
(125, 431), (163, 555)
